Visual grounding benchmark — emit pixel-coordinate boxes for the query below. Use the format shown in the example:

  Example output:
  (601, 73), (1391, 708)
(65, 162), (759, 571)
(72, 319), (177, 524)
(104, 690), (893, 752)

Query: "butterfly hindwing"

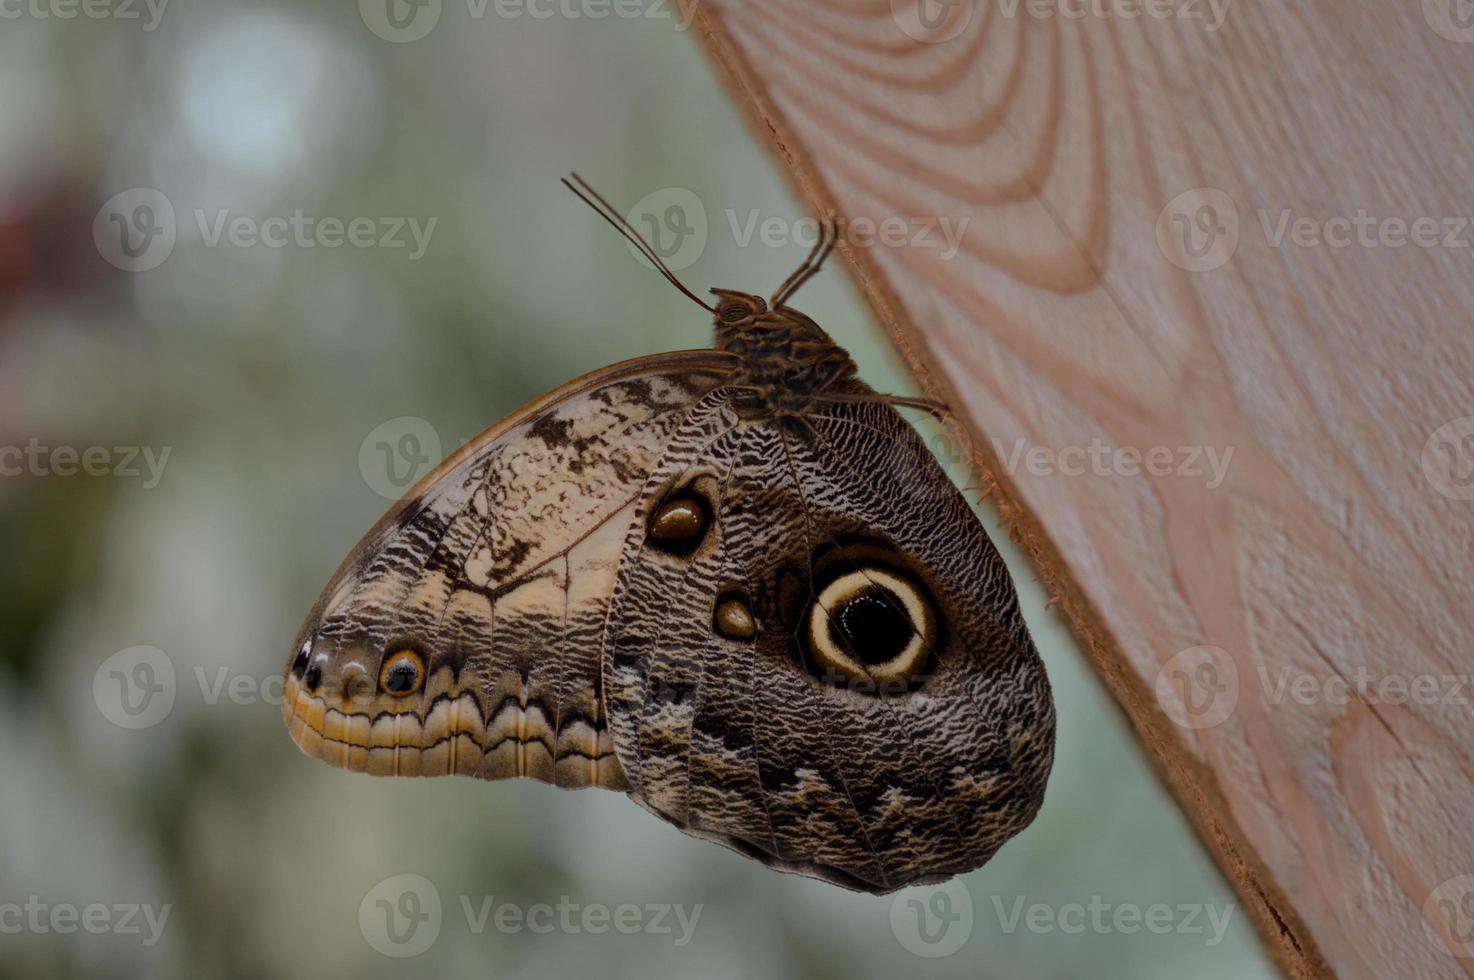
(790, 403), (1056, 873)
(601, 393), (1055, 893)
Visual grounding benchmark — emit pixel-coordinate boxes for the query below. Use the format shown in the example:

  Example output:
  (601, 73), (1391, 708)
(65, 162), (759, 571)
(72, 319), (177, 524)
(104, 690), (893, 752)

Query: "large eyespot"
(803, 565), (938, 691)
(379, 649), (425, 697)
(647, 491), (711, 556)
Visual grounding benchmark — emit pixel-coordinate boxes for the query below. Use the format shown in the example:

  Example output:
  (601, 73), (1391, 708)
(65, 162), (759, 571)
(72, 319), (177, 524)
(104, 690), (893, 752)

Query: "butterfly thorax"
(711, 289), (860, 417)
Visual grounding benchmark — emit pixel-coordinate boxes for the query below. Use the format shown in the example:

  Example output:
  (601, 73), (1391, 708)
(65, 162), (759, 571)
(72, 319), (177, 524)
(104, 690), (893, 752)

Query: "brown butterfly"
(281, 175), (1055, 893)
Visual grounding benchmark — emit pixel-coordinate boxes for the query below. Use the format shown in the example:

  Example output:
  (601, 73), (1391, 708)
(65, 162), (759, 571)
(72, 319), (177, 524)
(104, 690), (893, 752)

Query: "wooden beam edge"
(679, 5), (1333, 977)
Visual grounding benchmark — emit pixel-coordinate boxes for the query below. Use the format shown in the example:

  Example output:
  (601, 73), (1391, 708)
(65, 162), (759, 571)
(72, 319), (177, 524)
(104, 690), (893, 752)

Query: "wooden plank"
(678, 2), (1474, 977)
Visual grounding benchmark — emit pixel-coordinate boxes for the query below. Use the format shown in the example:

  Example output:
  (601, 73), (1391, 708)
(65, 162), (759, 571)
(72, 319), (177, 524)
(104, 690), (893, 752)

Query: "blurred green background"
(0, 3), (1277, 978)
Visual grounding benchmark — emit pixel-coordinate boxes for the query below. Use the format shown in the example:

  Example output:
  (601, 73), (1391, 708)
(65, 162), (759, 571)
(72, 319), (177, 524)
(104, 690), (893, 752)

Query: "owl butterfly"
(282, 175), (1055, 894)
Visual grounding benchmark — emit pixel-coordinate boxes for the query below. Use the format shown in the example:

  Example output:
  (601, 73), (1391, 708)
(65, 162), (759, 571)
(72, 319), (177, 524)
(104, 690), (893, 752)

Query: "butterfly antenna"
(562, 173), (716, 314)
(770, 218), (839, 308)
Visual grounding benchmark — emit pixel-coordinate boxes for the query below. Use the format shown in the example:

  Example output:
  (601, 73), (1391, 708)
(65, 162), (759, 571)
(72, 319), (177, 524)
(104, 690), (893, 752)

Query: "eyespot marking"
(380, 649), (426, 697)
(292, 641), (311, 679)
(647, 491), (711, 556)
(829, 589), (912, 665)
(801, 564), (938, 693)
(713, 591), (757, 640)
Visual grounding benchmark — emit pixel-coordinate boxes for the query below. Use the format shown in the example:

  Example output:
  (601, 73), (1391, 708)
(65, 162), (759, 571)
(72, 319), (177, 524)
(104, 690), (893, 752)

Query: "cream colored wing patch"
(282, 352), (734, 790)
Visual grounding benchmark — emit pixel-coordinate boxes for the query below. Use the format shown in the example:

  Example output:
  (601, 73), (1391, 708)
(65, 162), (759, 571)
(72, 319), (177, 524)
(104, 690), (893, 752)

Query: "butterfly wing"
(602, 394), (1055, 893)
(282, 351), (735, 789)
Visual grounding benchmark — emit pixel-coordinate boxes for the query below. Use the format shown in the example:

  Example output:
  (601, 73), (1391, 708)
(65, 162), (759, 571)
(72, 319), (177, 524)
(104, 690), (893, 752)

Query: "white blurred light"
(173, 11), (378, 184)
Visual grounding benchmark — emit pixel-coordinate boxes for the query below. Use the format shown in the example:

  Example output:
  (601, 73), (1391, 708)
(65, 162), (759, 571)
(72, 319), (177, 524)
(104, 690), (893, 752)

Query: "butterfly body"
(283, 201), (1054, 893)
(711, 289), (860, 417)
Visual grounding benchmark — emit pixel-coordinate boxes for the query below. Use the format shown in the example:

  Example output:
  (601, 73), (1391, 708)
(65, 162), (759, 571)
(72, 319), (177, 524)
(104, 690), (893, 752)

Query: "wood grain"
(679, 1), (1474, 976)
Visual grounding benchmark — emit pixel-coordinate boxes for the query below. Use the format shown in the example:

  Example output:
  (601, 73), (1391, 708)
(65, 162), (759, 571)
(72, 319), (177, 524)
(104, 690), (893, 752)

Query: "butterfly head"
(710, 288), (767, 326)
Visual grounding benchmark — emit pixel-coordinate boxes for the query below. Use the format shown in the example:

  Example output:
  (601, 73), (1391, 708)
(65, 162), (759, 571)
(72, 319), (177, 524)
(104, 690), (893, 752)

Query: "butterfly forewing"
(283, 353), (734, 787)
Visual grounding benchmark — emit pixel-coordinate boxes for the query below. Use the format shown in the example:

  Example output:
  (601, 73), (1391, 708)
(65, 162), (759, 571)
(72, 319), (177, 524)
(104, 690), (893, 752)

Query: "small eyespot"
(802, 565), (938, 692)
(380, 650), (425, 697)
(647, 492), (711, 555)
(713, 591), (757, 640)
(303, 662), (324, 693)
(291, 641), (311, 678)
